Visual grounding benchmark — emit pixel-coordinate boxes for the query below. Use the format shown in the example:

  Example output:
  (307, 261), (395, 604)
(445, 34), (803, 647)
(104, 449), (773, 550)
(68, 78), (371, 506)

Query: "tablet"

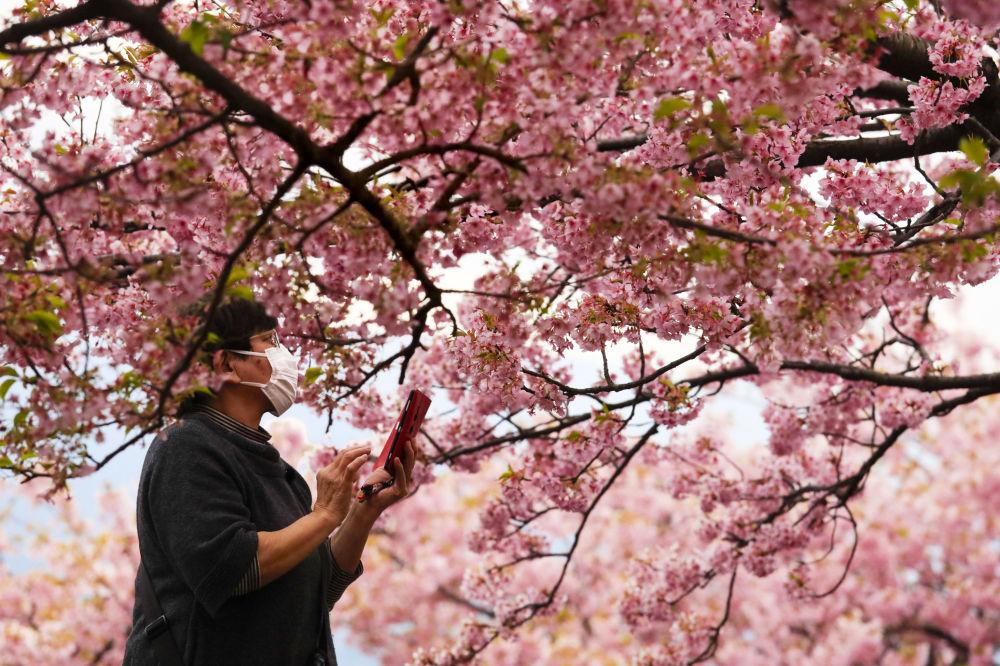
(374, 389), (431, 472)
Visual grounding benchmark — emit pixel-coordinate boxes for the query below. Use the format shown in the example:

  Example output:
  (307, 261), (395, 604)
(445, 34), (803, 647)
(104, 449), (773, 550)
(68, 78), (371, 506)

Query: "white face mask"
(225, 344), (300, 416)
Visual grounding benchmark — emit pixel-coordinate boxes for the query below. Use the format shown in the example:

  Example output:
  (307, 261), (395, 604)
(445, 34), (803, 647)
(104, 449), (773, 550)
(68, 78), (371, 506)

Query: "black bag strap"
(313, 535), (333, 664)
(137, 561), (186, 666)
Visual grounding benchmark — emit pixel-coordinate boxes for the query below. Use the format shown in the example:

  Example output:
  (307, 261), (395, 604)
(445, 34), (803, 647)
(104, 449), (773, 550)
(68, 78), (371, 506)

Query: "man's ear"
(211, 349), (228, 373)
(213, 350), (241, 386)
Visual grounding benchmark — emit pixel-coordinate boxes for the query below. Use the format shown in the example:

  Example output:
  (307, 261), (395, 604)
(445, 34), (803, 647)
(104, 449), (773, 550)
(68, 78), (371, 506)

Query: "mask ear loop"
(223, 346), (299, 388)
(228, 346), (300, 368)
(218, 349), (268, 387)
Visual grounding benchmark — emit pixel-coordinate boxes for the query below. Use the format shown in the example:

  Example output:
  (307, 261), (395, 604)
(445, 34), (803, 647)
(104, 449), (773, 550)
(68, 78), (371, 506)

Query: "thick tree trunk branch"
(101, 0), (324, 161)
(874, 30), (1000, 135)
(433, 360), (1000, 465)
(854, 79), (911, 105)
(0, 1), (101, 48)
(597, 125), (967, 176)
(797, 126), (963, 165)
(777, 361), (1000, 391)
(873, 32), (935, 83)
(598, 29), (1000, 173)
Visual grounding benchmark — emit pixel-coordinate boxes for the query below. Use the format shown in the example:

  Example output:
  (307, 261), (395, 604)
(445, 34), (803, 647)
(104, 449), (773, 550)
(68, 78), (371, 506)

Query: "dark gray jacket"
(122, 412), (361, 665)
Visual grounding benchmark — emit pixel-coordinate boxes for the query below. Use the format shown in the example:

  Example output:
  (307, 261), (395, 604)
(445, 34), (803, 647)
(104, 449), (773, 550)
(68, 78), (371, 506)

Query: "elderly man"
(123, 297), (412, 665)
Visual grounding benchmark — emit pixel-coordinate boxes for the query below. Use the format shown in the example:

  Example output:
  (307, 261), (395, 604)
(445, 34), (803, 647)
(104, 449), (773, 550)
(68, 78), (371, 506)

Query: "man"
(123, 297), (412, 665)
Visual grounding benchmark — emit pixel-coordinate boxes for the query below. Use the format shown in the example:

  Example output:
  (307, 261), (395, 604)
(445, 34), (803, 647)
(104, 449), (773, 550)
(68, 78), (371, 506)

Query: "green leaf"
(961, 241), (989, 262)
(25, 310), (62, 339)
(749, 312), (771, 340)
(686, 133), (711, 156)
(752, 103), (785, 121)
(180, 19), (210, 56)
(304, 367), (322, 384)
(653, 96), (691, 122)
(631, 256), (650, 278)
(959, 136), (989, 167)
(491, 48), (509, 65)
(19, 449), (37, 463)
(683, 238), (728, 265)
(225, 264), (249, 286)
(835, 258), (870, 281)
(118, 370), (143, 391)
(44, 293), (66, 310)
(708, 98), (733, 142)
(940, 168), (999, 205)
(228, 285), (254, 301)
(0, 378), (14, 401)
(13, 408), (30, 429)
(392, 32), (411, 61)
(369, 7), (395, 27)
(0, 366), (17, 377)
(498, 464), (517, 482)
(939, 169), (974, 190)
(0, 455), (13, 469)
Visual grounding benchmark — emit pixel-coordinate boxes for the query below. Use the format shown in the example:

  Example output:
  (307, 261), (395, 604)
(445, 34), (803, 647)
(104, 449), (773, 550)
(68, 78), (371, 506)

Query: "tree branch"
(0, 1), (102, 48)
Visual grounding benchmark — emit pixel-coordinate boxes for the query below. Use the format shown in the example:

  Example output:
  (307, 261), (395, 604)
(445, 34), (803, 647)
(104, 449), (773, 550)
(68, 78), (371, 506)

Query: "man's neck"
(207, 389), (267, 431)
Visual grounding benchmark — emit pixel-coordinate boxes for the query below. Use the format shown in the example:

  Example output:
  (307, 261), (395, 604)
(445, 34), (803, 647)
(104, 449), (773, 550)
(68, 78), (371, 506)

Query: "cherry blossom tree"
(0, 480), (138, 664)
(333, 390), (1000, 666)
(2, 389), (997, 664)
(2, 0), (1000, 662)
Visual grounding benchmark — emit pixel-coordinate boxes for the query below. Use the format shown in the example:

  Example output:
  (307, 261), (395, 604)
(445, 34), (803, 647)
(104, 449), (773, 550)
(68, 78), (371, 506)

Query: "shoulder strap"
(315, 539), (333, 663)
(137, 561), (186, 666)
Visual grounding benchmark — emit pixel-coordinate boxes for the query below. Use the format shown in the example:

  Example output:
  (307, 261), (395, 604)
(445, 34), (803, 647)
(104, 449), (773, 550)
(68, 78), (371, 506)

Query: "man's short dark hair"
(176, 297), (279, 415)
(200, 297), (280, 356)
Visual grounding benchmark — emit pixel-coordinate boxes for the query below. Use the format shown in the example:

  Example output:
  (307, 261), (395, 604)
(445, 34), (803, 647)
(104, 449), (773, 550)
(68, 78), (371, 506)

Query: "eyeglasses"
(250, 330), (280, 347)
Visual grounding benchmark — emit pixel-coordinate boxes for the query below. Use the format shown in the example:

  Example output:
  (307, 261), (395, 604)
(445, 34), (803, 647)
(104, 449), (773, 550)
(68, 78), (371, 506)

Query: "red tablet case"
(375, 389), (431, 471)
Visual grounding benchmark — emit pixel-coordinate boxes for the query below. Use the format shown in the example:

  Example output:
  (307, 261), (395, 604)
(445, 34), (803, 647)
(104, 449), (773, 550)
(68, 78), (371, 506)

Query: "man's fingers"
(346, 454), (367, 476)
(404, 439), (416, 473)
(399, 439), (412, 465)
(317, 447), (371, 487)
(401, 442), (415, 482)
(327, 446), (371, 469)
(392, 458), (408, 496)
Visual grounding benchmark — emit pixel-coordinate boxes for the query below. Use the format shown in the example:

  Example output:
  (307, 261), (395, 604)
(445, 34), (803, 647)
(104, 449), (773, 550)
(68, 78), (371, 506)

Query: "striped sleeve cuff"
(326, 538), (364, 611)
(233, 552), (261, 596)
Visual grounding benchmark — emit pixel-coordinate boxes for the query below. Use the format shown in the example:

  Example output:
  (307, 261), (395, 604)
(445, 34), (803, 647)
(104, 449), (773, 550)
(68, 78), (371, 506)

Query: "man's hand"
(356, 438), (416, 513)
(312, 445), (371, 526)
